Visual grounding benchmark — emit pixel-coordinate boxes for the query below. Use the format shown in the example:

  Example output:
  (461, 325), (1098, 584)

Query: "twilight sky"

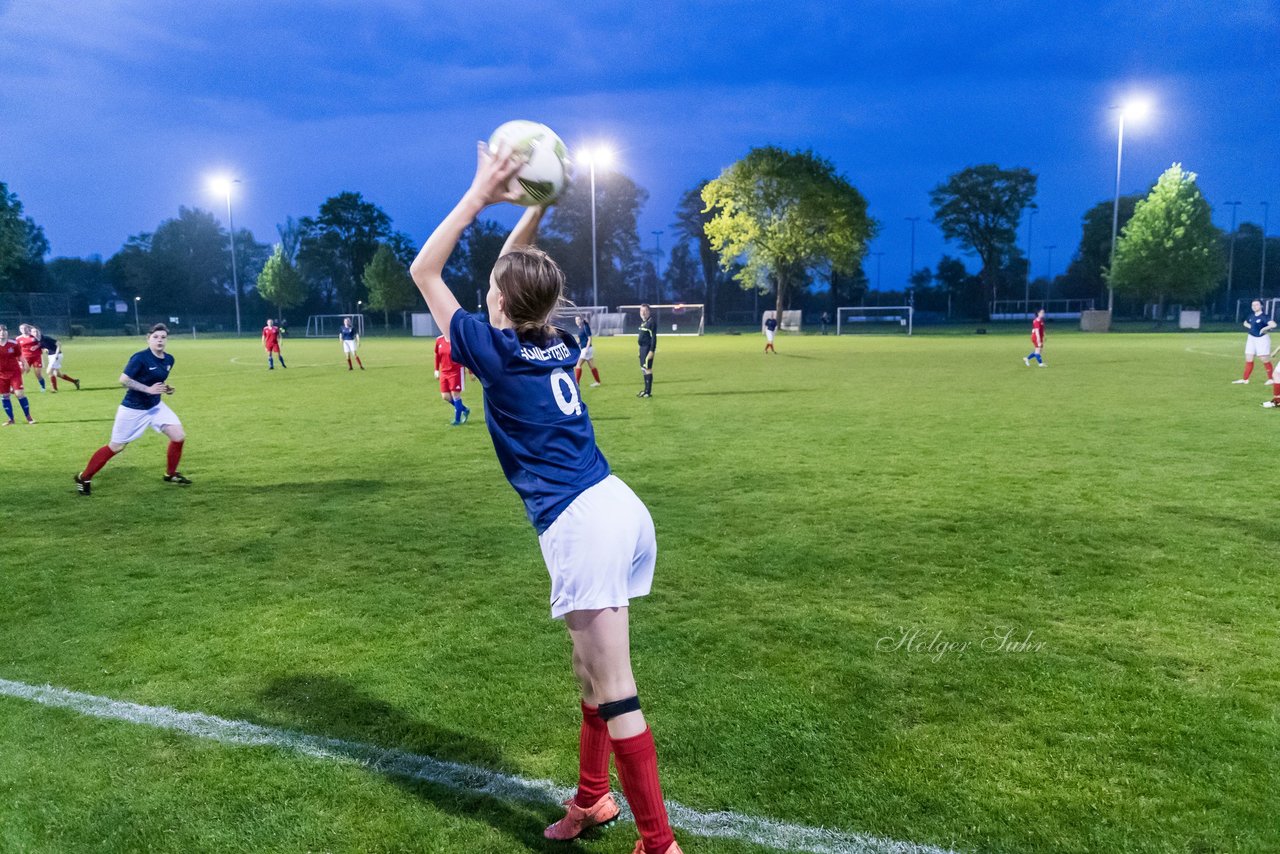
(2, 0), (1277, 290)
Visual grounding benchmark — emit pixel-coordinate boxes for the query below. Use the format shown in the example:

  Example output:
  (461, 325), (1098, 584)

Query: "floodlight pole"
(1222, 202), (1241, 317)
(905, 217), (919, 308)
(1261, 201), (1271, 296)
(133, 296), (141, 334)
(1108, 112), (1127, 315)
(1024, 208), (1037, 314)
(224, 180), (243, 336)
(589, 160), (599, 309)
(1044, 245), (1057, 301)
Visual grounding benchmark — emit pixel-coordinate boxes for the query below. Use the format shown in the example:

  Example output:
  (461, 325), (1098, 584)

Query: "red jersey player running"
(1024, 309), (1047, 367)
(434, 333), (470, 425)
(262, 318), (287, 369)
(0, 324), (36, 425)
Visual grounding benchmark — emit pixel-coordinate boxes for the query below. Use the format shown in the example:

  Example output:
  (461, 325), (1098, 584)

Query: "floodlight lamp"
(1122, 97), (1153, 122)
(578, 145), (615, 169)
(208, 176), (234, 196)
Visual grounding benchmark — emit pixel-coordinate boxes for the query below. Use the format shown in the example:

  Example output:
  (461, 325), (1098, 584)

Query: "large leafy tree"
(0, 182), (49, 291)
(298, 192), (396, 311)
(256, 245), (308, 317)
(363, 243), (417, 327)
(929, 164), (1037, 315)
(701, 147), (877, 323)
(442, 219), (509, 311)
(544, 172), (648, 307)
(1058, 195), (1141, 301)
(672, 181), (722, 320)
(140, 207), (229, 314)
(1108, 163), (1225, 314)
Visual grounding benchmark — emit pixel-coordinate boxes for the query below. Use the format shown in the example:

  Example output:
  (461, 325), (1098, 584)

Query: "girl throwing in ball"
(409, 143), (681, 854)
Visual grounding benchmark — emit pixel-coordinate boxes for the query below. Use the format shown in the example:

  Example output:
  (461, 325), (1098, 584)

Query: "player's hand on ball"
(468, 141), (525, 206)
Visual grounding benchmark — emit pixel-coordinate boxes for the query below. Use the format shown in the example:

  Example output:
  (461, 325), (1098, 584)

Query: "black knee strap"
(597, 696), (641, 721)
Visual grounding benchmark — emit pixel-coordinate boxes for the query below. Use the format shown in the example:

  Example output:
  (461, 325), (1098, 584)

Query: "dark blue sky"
(3, 0), (1277, 290)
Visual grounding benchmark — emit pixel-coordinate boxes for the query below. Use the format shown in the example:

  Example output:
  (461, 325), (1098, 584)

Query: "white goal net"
(548, 305), (625, 338)
(837, 306), (913, 335)
(307, 313), (365, 338)
(617, 304), (705, 336)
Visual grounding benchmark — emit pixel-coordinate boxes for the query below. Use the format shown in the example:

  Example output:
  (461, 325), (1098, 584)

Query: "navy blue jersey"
(765, 318), (778, 331)
(1247, 312), (1273, 337)
(577, 321), (592, 350)
(340, 325), (357, 341)
(38, 334), (59, 354)
(638, 316), (657, 350)
(449, 309), (610, 533)
(121, 348), (174, 410)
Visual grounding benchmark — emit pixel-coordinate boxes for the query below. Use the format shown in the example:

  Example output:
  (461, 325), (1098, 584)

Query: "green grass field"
(2, 329), (1277, 853)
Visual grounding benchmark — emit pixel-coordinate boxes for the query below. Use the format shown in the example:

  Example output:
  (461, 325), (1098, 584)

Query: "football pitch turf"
(1, 330), (1276, 853)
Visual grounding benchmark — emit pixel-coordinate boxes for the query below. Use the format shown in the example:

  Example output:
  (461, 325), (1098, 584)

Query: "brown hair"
(149, 323), (169, 334)
(492, 246), (566, 342)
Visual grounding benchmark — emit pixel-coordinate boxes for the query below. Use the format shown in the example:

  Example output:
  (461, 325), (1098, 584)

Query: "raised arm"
(500, 205), (546, 258)
(410, 143), (524, 339)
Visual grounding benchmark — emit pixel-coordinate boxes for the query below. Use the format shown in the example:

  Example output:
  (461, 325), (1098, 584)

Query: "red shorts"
(265, 343), (281, 353)
(0, 369), (24, 394)
(1030, 335), (1042, 348)
(439, 371), (463, 394)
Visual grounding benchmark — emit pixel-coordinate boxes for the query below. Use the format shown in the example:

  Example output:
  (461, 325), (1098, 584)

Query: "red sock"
(573, 702), (612, 807)
(63, 374), (77, 383)
(611, 728), (674, 853)
(81, 445), (117, 480)
(575, 366), (583, 383)
(355, 356), (363, 368)
(1266, 362), (1274, 379)
(347, 356), (352, 368)
(1244, 362), (1255, 380)
(166, 440), (184, 476)
(591, 367), (601, 383)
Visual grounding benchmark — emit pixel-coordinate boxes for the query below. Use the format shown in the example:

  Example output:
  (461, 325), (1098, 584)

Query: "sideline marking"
(0, 677), (955, 854)
(1183, 345), (1237, 359)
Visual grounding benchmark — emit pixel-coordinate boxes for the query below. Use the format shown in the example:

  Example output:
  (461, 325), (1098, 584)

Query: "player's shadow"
(254, 674), (569, 851)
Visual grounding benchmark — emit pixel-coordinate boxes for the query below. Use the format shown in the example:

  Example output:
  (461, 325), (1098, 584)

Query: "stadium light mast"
(1223, 201), (1242, 317)
(1108, 96), (1152, 315)
(133, 296), (141, 334)
(1262, 201), (1271, 296)
(905, 217), (920, 307)
(577, 146), (614, 309)
(1024, 207), (1038, 313)
(209, 176), (243, 335)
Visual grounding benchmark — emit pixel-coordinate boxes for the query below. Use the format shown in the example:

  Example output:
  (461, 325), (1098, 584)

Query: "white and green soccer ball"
(488, 120), (571, 207)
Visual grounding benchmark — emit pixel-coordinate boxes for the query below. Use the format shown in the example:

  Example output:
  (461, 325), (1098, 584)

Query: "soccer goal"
(548, 305), (626, 337)
(617, 304), (705, 336)
(306, 314), (364, 338)
(837, 306), (913, 335)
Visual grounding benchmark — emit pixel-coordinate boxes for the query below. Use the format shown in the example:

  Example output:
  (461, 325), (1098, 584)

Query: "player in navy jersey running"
(409, 143), (681, 854)
(573, 314), (602, 387)
(1233, 299), (1275, 385)
(339, 316), (364, 370)
(763, 315), (778, 353)
(637, 304), (656, 397)
(74, 323), (190, 495)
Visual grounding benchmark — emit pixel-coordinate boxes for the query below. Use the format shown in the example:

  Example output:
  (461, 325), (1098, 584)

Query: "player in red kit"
(434, 333), (470, 425)
(1024, 309), (1046, 367)
(0, 325), (36, 425)
(16, 323), (46, 391)
(262, 318), (287, 369)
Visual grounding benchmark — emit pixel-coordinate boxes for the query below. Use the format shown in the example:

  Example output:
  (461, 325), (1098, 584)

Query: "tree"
(363, 243), (417, 327)
(929, 164), (1037, 316)
(544, 172), (648, 307)
(1061, 195), (1142, 300)
(298, 192), (396, 311)
(0, 182), (49, 291)
(442, 219), (508, 311)
(256, 245), (308, 317)
(1108, 164), (1225, 317)
(672, 181), (722, 321)
(662, 241), (703, 302)
(45, 256), (114, 315)
(701, 147), (877, 323)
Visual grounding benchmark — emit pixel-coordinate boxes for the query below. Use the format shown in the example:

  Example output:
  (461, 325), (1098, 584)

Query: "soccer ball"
(488, 121), (571, 206)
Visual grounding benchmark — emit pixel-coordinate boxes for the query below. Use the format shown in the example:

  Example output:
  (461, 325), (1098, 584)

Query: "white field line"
(0, 677), (957, 854)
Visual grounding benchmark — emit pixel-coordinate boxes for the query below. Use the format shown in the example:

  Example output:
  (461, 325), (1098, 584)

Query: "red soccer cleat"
(543, 792), (620, 840)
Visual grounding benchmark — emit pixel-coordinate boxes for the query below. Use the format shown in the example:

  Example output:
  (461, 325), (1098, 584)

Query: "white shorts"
(765, 330), (775, 343)
(1246, 335), (1272, 357)
(343, 340), (358, 354)
(111, 402), (181, 445)
(578, 344), (594, 362)
(47, 353), (63, 371)
(538, 474), (656, 619)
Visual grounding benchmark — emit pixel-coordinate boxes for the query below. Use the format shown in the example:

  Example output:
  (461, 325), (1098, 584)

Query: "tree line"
(3, 154), (1277, 327)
